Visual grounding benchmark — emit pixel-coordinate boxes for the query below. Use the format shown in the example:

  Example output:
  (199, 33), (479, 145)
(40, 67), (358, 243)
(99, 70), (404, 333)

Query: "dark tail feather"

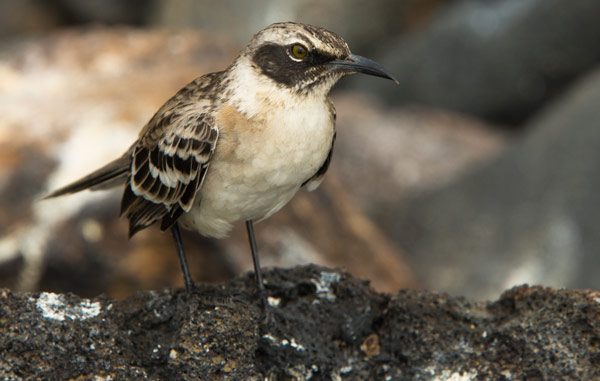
(43, 155), (130, 199)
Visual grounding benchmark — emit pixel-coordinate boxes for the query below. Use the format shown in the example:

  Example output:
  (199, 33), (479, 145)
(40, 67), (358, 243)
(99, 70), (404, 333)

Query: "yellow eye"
(291, 44), (308, 59)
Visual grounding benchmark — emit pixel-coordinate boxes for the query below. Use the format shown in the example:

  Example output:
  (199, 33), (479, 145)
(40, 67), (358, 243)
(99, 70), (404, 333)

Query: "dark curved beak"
(327, 53), (399, 84)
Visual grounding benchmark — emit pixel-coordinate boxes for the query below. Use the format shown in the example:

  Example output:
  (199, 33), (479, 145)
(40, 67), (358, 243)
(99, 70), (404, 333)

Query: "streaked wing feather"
(120, 81), (219, 236)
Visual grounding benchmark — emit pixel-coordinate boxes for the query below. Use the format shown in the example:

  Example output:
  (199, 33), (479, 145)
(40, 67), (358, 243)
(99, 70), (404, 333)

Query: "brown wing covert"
(121, 113), (218, 236)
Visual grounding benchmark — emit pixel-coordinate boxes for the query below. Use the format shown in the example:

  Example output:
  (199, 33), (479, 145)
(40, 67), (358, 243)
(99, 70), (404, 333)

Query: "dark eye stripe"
(252, 42), (341, 87)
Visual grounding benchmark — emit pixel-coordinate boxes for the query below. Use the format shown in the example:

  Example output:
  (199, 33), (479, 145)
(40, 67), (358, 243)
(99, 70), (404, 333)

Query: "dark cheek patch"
(253, 44), (301, 86)
(252, 43), (343, 89)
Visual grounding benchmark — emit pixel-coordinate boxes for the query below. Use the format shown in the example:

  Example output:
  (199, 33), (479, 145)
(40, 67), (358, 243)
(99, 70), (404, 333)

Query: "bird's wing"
(120, 77), (220, 237)
(303, 131), (335, 191)
(303, 99), (336, 191)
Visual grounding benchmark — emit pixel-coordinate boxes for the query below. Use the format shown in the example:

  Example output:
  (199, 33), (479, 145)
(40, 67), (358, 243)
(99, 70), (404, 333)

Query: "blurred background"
(1, 0), (599, 300)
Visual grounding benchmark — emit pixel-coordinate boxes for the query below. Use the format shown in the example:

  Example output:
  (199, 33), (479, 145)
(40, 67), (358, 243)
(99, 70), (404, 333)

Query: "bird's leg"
(170, 222), (195, 293)
(245, 220), (267, 307)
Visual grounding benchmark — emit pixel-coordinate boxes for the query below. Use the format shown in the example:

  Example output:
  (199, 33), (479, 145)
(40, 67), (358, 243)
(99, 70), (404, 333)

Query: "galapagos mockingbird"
(45, 22), (398, 299)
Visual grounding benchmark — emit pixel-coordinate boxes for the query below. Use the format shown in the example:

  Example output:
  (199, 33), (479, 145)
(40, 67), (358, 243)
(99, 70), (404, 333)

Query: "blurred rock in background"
(1, 0), (599, 300)
(0, 0), (156, 37)
(355, 0), (600, 125)
(152, 0), (429, 52)
(386, 70), (600, 298)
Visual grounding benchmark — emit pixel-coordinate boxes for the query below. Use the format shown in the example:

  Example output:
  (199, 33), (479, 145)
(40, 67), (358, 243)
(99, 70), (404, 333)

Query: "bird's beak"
(327, 53), (399, 84)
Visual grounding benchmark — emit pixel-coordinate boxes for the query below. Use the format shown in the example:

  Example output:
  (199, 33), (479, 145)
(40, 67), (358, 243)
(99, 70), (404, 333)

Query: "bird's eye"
(290, 44), (308, 59)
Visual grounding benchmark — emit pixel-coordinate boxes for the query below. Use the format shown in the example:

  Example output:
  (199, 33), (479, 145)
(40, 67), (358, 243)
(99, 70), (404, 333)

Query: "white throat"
(224, 57), (340, 119)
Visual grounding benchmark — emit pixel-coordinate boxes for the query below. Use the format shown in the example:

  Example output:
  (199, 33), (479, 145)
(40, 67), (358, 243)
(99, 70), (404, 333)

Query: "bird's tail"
(43, 155), (130, 199)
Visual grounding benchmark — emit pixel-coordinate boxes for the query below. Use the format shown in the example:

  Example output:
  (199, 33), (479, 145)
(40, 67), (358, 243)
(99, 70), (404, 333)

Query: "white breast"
(179, 77), (335, 238)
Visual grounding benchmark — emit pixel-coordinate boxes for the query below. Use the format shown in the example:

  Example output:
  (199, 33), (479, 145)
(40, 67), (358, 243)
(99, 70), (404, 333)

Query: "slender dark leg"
(170, 222), (195, 293)
(245, 220), (266, 305)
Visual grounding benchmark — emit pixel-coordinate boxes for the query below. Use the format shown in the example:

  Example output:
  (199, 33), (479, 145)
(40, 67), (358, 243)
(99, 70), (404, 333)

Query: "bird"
(45, 22), (398, 300)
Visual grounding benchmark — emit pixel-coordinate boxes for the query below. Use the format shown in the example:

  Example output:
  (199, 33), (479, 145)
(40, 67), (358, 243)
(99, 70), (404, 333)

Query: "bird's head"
(234, 22), (398, 97)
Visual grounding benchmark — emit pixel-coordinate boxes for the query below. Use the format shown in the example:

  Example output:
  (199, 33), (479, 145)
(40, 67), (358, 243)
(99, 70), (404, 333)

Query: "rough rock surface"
(1, 265), (599, 380)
